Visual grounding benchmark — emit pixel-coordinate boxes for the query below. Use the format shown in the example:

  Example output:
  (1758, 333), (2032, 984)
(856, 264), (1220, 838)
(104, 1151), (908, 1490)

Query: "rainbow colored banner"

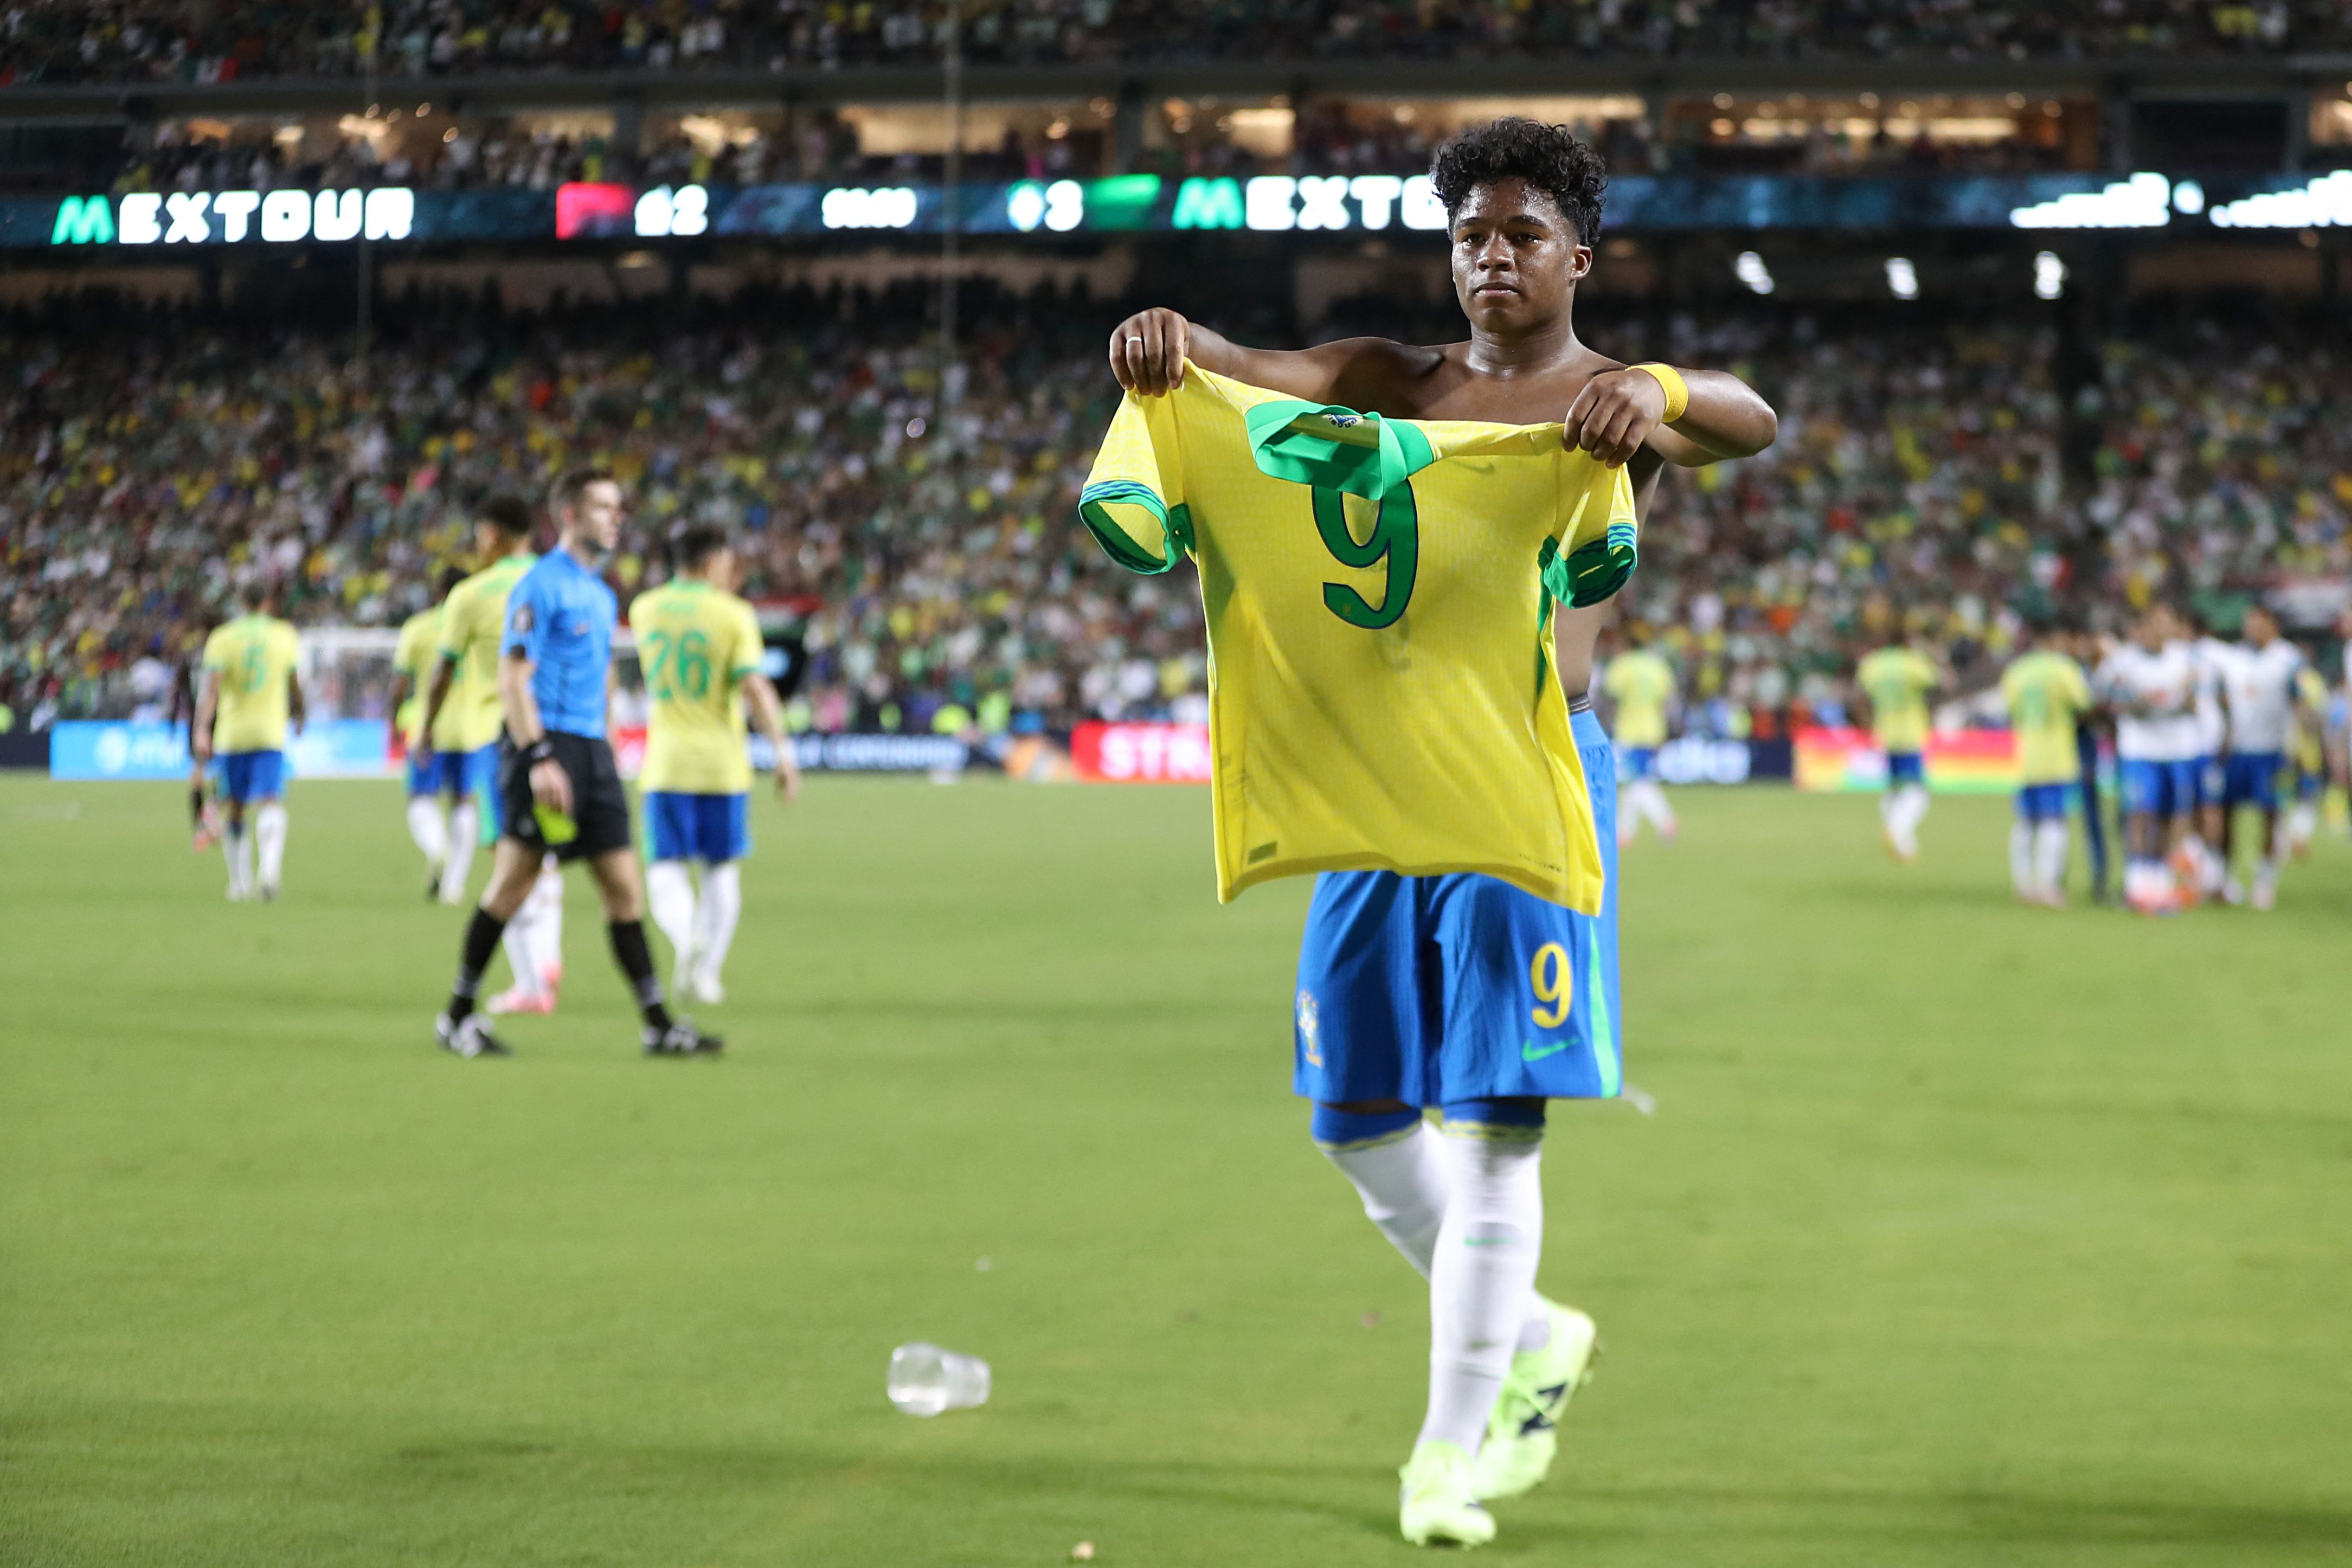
(1794, 727), (2020, 794)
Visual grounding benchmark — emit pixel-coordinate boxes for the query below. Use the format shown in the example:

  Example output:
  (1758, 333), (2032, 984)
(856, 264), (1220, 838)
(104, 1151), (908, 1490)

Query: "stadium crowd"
(6, 288), (2348, 740)
(4, 0), (2341, 85)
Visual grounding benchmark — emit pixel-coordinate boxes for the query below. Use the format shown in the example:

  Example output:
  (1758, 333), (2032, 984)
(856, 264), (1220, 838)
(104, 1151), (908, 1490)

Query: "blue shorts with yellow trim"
(407, 743), (497, 799)
(645, 790), (751, 863)
(1291, 707), (1621, 1107)
(2224, 751), (2285, 812)
(1885, 750), (1925, 786)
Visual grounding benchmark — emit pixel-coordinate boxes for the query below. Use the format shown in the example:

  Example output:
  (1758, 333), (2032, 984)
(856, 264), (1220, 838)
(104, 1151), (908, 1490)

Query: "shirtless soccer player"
(1107, 118), (1776, 1547)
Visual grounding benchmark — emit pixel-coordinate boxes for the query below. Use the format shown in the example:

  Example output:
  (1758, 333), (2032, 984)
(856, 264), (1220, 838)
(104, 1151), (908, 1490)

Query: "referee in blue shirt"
(434, 468), (721, 1059)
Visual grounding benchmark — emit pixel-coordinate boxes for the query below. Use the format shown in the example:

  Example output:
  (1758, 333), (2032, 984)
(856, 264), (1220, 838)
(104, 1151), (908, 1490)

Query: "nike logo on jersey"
(1521, 1039), (1570, 1062)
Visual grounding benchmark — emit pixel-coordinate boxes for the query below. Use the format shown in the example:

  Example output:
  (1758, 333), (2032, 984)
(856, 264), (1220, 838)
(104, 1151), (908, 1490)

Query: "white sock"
(1630, 779), (1676, 837)
(500, 908), (546, 999)
(406, 796), (448, 867)
(439, 800), (479, 900)
(1323, 1120), (1450, 1278)
(254, 802), (287, 890)
(646, 859), (698, 987)
(224, 825), (253, 896)
(2009, 821), (2035, 896)
(1900, 783), (1932, 837)
(2254, 854), (2281, 898)
(2033, 820), (2070, 896)
(695, 862), (743, 984)
(533, 862), (564, 981)
(1419, 1131), (1545, 1454)
(2286, 801), (2316, 849)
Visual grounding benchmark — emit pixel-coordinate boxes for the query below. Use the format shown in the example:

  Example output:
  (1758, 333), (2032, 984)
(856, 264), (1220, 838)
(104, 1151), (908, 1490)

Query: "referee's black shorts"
(499, 731), (632, 863)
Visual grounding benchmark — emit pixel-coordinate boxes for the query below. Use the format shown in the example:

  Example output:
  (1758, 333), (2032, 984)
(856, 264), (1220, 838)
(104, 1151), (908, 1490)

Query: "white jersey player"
(2098, 608), (2201, 914)
(2218, 605), (2312, 908)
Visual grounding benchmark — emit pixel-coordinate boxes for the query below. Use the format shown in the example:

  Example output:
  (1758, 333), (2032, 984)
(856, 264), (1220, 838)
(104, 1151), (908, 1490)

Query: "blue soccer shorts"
(2119, 757), (2197, 819)
(1885, 750), (1925, 786)
(1291, 706), (1622, 1107)
(2224, 751), (2285, 812)
(2194, 755), (2226, 810)
(1617, 744), (1659, 783)
(215, 749), (286, 803)
(412, 743), (499, 799)
(645, 790), (751, 863)
(2015, 782), (2070, 822)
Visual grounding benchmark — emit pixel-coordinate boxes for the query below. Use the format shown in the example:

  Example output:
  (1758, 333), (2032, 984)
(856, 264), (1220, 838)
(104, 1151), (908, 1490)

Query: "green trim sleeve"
(1541, 520), (1641, 608)
(1078, 481), (1191, 575)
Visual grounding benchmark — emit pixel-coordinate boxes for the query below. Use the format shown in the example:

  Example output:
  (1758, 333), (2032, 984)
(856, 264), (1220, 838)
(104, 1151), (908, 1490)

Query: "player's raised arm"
(1106, 306), (1416, 404)
(1566, 363), (1778, 471)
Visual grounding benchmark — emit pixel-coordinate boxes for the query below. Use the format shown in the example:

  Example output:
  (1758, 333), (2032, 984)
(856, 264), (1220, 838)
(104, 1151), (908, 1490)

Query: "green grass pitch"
(4, 776), (2349, 1566)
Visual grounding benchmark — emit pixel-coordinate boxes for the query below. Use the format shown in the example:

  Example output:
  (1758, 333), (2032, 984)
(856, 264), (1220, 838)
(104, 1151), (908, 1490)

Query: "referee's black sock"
(188, 785), (208, 828)
(607, 919), (673, 1031)
(447, 908), (509, 1024)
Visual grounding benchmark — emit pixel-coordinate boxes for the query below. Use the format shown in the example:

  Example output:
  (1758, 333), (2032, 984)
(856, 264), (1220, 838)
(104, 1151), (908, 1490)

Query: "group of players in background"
(1600, 603), (2343, 915)
(184, 473), (799, 1050)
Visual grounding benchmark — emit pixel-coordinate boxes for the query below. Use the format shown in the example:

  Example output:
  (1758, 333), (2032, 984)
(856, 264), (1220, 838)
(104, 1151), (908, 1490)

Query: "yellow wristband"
(1632, 362), (1689, 423)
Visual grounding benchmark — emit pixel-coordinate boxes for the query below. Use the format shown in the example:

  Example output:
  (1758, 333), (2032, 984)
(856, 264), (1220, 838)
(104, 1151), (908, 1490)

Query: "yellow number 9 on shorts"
(1529, 941), (1573, 1030)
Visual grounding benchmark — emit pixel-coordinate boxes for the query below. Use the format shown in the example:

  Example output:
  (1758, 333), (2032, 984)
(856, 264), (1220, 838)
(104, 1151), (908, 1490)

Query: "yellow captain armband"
(1631, 362), (1689, 423)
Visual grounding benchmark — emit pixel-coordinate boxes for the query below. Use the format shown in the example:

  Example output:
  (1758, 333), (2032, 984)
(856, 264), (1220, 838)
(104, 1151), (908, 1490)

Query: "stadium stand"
(8, 285), (2347, 740)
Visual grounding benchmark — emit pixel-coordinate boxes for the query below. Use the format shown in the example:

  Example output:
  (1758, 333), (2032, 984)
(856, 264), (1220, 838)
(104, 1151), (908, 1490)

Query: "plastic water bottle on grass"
(887, 1342), (990, 1417)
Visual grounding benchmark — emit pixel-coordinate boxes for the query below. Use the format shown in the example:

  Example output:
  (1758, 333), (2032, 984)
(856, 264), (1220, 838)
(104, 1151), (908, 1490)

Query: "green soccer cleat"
(1398, 1438), (1496, 1548)
(1471, 1300), (1600, 1501)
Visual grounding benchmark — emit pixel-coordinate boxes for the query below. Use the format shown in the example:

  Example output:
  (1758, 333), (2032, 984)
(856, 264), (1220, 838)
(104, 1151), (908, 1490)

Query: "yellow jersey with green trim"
(1858, 645), (1939, 754)
(202, 613), (300, 754)
(628, 579), (766, 794)
(436, 552), (536, 752)
(1999, 650), (2092, 785)
(1077, 363), (1640, 911)
(393, 606), (468, 751)
(1602, 650), (1676, 748)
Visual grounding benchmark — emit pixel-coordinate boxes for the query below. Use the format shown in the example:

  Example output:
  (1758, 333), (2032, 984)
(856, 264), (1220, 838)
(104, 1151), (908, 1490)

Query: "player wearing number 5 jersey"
(1093, 118), (1776, 1548)
(1998, 626), (2094, 907)
(630, 525), (799, 1006)
(194, 581), (304, 902)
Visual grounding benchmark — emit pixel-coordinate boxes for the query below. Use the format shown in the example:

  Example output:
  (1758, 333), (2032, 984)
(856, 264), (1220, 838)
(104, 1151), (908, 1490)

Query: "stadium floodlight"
(1734, 250), (1775, 294)
(2034, 250), (2068, 300)
(2008, 171), (2171, 229)
(1885, 257), (1919, 299)
(2208, 170), (2352, 229)
(2172, 179), (2206, 215)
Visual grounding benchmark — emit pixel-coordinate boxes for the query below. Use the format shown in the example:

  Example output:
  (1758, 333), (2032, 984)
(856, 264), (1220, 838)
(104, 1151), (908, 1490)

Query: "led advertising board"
(12, 172), (2344, 250)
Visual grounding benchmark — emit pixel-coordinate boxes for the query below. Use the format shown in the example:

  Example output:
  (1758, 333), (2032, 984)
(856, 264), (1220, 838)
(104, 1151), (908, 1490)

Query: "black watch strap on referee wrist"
(523, 738), (556, 765)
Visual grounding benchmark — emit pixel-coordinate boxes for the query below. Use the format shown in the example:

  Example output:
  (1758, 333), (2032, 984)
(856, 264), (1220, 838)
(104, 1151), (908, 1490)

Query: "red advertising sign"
(1071, 722), (1213, 783)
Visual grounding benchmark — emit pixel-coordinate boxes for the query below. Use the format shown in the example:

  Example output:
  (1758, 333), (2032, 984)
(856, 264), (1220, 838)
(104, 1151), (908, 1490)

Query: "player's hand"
(529, 757), (573, 817)
(774, 766), (800, 806)
(1564, 367), (1668, 469)
(191, 736), (212, 763)
(411, 737), (432, 766)
(1109, 308), (1190, 397)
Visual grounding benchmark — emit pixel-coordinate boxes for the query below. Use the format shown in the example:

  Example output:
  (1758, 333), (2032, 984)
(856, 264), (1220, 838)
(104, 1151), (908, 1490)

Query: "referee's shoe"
(644, 1018), (724, 1057)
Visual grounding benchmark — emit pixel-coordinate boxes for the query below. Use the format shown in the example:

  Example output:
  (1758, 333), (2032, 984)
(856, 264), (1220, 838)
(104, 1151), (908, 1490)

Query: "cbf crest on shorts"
(1296, 989), (1323, 1068)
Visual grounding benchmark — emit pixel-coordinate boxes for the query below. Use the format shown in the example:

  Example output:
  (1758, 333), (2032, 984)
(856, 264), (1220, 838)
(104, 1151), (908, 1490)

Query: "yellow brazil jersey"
(1857, 646), (1940, 754)
(393, 606), (468, 751)
(202, 613), (301, 754)
(628, 579), (766, 795)
(436, 552), (537, 752)
(2294, 666), (2329, 770)
(1078, 363), (1640, 912)
(1603, 650), (1676, 748)
(1999, 649), (2092, 785)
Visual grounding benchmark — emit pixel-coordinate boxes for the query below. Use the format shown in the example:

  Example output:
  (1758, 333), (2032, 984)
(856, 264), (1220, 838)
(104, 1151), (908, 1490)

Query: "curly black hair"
(1429, 117), (1608, 246)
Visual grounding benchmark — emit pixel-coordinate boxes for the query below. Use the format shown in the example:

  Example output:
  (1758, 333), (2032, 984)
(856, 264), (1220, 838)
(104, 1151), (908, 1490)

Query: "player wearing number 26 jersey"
(628, 526), (797, 1006)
